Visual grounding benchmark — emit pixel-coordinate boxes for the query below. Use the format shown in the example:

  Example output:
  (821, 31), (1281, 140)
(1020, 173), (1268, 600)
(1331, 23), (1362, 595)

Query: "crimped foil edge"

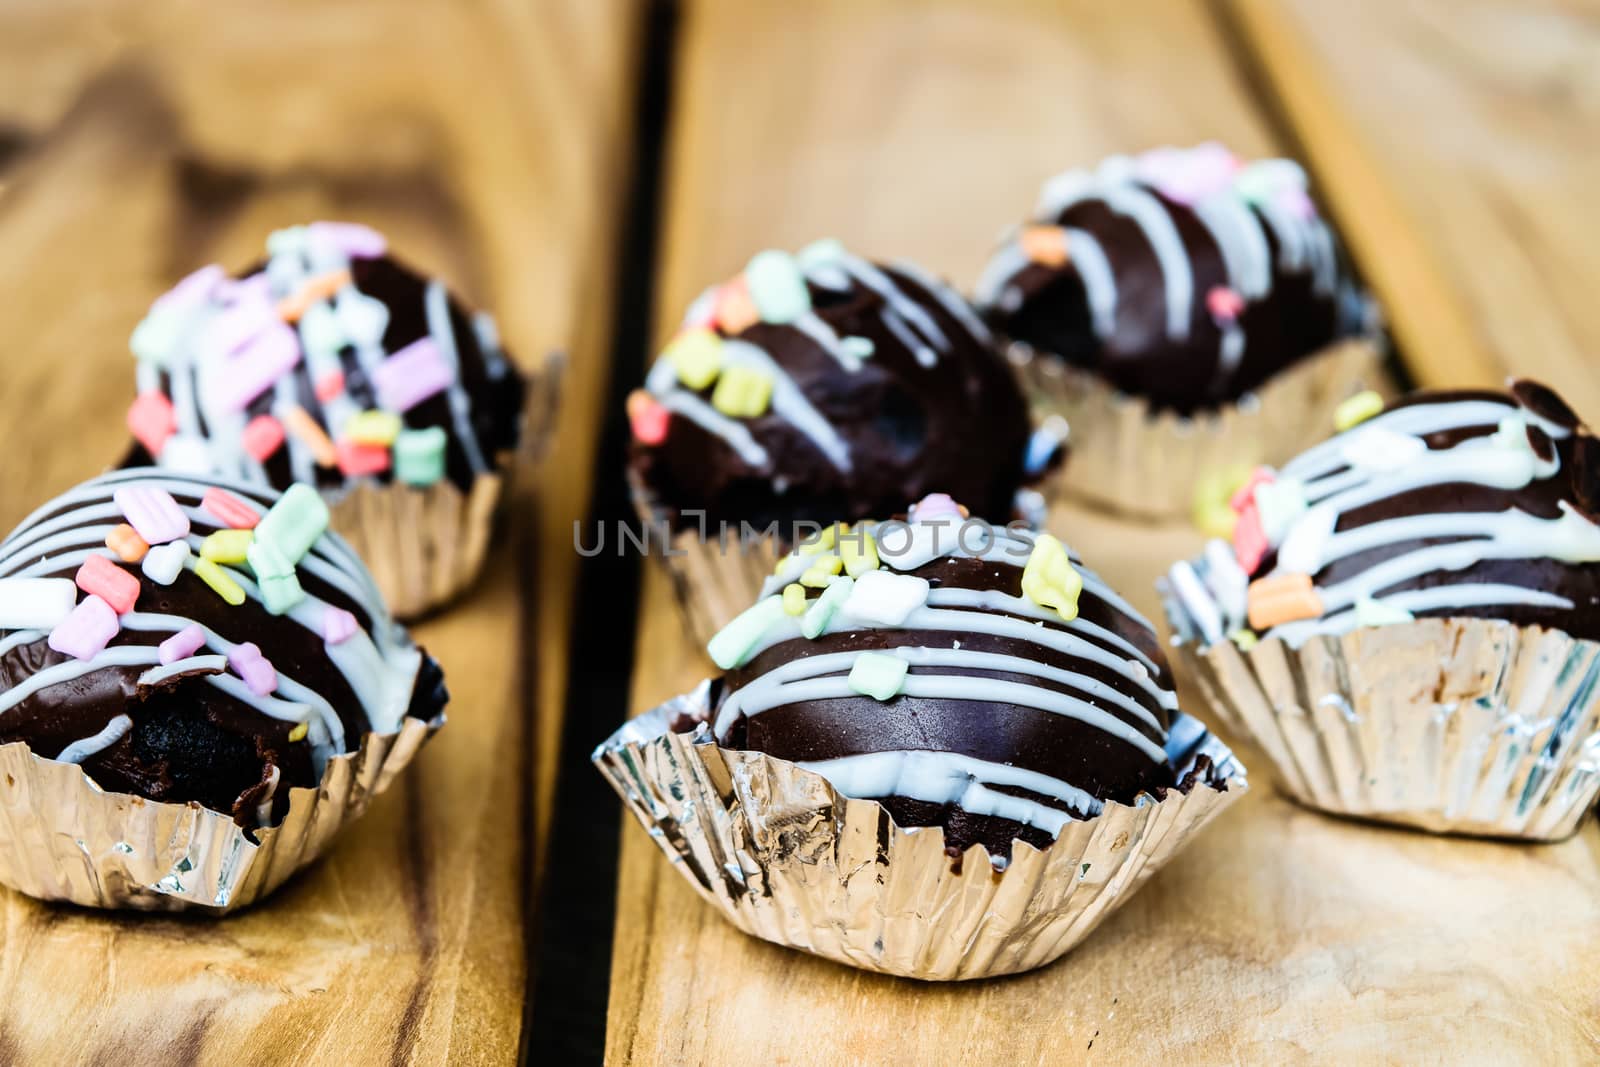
(0, 714), (441, 913)
(595, 683), (1247, 980)
(1166, 615), (1600, 841)
(1011, 335), (1383, 521)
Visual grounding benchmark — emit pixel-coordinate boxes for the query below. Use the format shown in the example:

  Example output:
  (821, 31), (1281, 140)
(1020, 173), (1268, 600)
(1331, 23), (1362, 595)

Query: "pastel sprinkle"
(707, 595), (787, 670)
(127, 392), (178, 456)
(837, 528), (880, 577)
(216, 322), (302, 412)
(1246, 572), (1324, 630)
(255, 483), (330, 566)
(1021, 534), (1083, 623)
(1019, 224), (1070, 268)
(345, 410), (403, 447)
(910, 493), (966, 523)
(782, 583), (808, 616)
(1229, 467), (1275, 514)
(200, 529), (254, 565)
(299, 301), (346, 359)
(799, 554), (843, 588)
(745, 250), (811, 324)
(710, 364), (773, 419)
(843, 570), (930, 627)
(1354, 596), (1415, 628)
(1334, 390), (1385, 432)
(277, 269), (351, 323)
(227, 642), (278, 696)
(321, 607), (359, 644)
(1252, 477), (1307, 543)
(1229, 629), (1259, 652)
(626, 390), (671, 446)
(48, 596), (120, 662)
(75, 555), (140, 615)
(394, 427), (450, 487)
(665, 328), (724, 391)
(194, 559), (247, 606)
(242, 414), (287, 462)
(308, 220), (387, 258)
(372, 337), (453, 413)
(848, 651), (909, 702)
(840, 336), (875, 361)
(1276, 503), (1339, 575)
(336, 441), (392, 477)
(114, 486), (190, 545)
(258, 569), (305, 616)
(314, 370), (346, 403)
(798, 523), (840, 555)
(0, 578), (78, 631)
(1232, 506), (1269, 575)
(283, 405), (338, 467)
(1207, 286), (1245, 321)
(105, 524), (149, 564)
(287, 722), (310, 743)
(141, 541), (190, 586)
(337, 291), (389, 348)
(796, 238), (847, 270)
(712, 277), (760, 334)
(801, 576), (853, 639)
(202, 488), (261, 530)
(158, 625), (207, 666)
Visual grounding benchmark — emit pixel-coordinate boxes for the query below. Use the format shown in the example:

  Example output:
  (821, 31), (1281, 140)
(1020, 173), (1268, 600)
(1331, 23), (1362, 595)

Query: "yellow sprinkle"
(710, 364), (773, 418)
(194, 558), (246, 606)
(1195, 502), (1237, 540)
(1021, 534), (1083, 623)
(782, 583), (808, 616)
(798, 523), (840, 555)
(799, 554), (843, 587)
(200, 529), (254, 565)
(666, 328), (724, 391)
(1229, 629), (1259, 651)
(838, 528), (879, 577)
(1334, 390), (1385, 432)
(345, 409), (403, 446)
(287, 722), (309, 743)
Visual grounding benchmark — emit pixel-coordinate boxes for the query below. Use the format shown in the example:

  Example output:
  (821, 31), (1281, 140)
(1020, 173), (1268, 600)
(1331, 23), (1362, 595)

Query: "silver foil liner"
(0, 715), (440, 913)
(1167, 617), (1600, 841)
(594, 682), (1247, 980)
(1011, 336), (1383, 521)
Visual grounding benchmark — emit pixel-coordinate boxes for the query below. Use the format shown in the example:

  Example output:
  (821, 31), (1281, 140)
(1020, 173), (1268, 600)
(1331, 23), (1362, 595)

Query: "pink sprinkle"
(1207, 286), (1245, 322)
(216, 322), (302, 412)
(314, 370), (346, 403)
(228, 642), (278, 696)
(153, 264), (224, 316)
(75, 555), (141, 615)
(1230, 467), (1275, 514)
(202, 488), (261, 530)
(48, 595), (119, 662)
(127, 391), (177, 456)
(910, 493), (964, 523)
(242, 414), (286, 461)
(322, 608), (358, 645)
(371, 337), (452, 413)
(309, 221), (387, 259)
(1136, 142), (1240, 205)
(204, 284), (277, 356)
(336, 441), (391, 477)
(114, 485), (190, 545)
(1233, 506), (1270, 575)
(159, 625), (207, 666)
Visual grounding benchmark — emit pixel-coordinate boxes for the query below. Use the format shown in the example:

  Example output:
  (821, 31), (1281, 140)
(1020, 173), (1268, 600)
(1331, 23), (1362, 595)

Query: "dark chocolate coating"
(631, 265), (1033, 533)
(713, 554), (1177, 858)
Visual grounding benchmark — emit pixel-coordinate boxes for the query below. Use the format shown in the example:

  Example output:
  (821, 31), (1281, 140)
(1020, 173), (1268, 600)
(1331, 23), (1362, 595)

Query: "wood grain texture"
(1227, 0), (1598, 405)
(609, 1), (1600, 1063)
(0, 2), (641, 1062)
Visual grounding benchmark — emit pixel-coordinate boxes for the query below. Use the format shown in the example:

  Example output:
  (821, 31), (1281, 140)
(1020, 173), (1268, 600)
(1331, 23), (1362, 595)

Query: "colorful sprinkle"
(1229, 467), (1275, 514)
(298, 301), (347, 359)
(1019, 225), (1070, 268)
(215, 322), (302, 413)
(228, 642), (278, 696)
(1334, 390), (1385, 432)
(799, 554), (843, 588)
(287, 722), (310, 743)
(321, 607), (359, 644)
(255, 484), (330, 566)
(157, 435), (212, 475)
(745, 250), (811, 324)
(798, 523), (840, 555)
(0, 578), (78, 631)
(247, 539), (305, 616)
(372, 337), (453, 413)
(126, 392), (178, 457)
(1207, 286), (1245, 321)
(848, 651), (909, 702)
(909, 493), (966, 523)
(75, 555), (140, 615)
(277, 269), (352, 323)
(626, 390), (671, 446)
(336, 290), (390, 348)
(1252, 477), (1307, 543)
(710, 365), (773, 419)
(194, 558), (247, 606)
(242, 414), (287, 462)
(314, 370), (346, 403)
(394, 427), (450, 487)
(1354, 596), (1415, 628)
(114, 486), (190, 545)
(1232, 506), (1269, 575)
(199, 488), (258, 530)
(1276, 502), (1338, 576)
(308, 220), (387, 258)
(840, 336), (875, 361)
(801, 575), (853, 639)
(712, 277), (760, 334)
(158, 625), (207, 666)
(1246, 572), (1324, 630)
(782, 583), (808, 616)
(843, 570), (930, 626)
(1021, 534), (1083, 623)
(1229, 629), (1259, 652)
(48, 595), (119, 662)
(837, 528), (880, 577)
(283, 405), (338, 467)
(707, 595), (787, 670)
(665, 328), (723, 391)
(200, 529), (254, 566)
(345, 410), (403, 447)
(796, 238), (847, 270)
(141, 541), (190, 586)
(336, 441), (392, 478)
(105, 524), (149, 564)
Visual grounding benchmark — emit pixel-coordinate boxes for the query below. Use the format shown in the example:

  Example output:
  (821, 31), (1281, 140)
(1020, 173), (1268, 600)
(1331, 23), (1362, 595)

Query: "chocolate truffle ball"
(700, 495), (1179, 861)
(125, 221), (525, 495)
(0, 469), (446, 826)
(629, 240), (1037, 532)
(1166, 380), (1600, 646)
(976, 144), (1373, 413)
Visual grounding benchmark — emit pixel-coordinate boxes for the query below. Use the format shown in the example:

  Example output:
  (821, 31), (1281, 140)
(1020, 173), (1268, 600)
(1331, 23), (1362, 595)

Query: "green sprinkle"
(346, 409), (403, 446)
(840, 336), (874, 360)
(707, 595), (786, 670)
(666, 329), (723, 391)
(744, 250), (811, 324)
(255, 484), (330, 565)
(796, 238), (847, 270)
(1334, 390), (1384, 432)
(129, 309), (184, 366)
(394, 427), (449, 487)
(848, 652), (908, 702)
(259, 570), (306, 615)
(298, 301), (347, 359)
(801, 576), (853, 639)
(782, 583), (807, 616)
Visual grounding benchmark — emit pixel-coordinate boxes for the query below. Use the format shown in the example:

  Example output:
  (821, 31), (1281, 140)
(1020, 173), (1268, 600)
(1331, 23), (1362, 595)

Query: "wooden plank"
(1227, 0), (1594, 404)
(0, 2), (640, 1061)
(609, 1), (1600, 1063)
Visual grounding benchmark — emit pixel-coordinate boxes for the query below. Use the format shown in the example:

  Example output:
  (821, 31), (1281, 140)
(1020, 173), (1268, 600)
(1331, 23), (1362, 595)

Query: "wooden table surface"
(1, 1), (1598, 1064)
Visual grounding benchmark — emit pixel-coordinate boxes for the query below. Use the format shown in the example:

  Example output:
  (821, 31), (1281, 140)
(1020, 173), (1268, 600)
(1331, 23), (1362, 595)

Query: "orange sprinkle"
(105, 523), (149, 564)
(277, 268), (353, 322)
(1019, 225), (1070, 268)
(282, 405), (338, 467)
(1246, 572), (1324, 630)
(713, 276), (760, 334)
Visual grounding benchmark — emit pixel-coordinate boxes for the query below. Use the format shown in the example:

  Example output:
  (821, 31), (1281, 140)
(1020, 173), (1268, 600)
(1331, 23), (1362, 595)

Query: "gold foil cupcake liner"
(1010, 336), (1383, 521)
(0, 715), (440, 913)
(594, 682), (1247, 980)
(1167, 617), (1600, 841)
